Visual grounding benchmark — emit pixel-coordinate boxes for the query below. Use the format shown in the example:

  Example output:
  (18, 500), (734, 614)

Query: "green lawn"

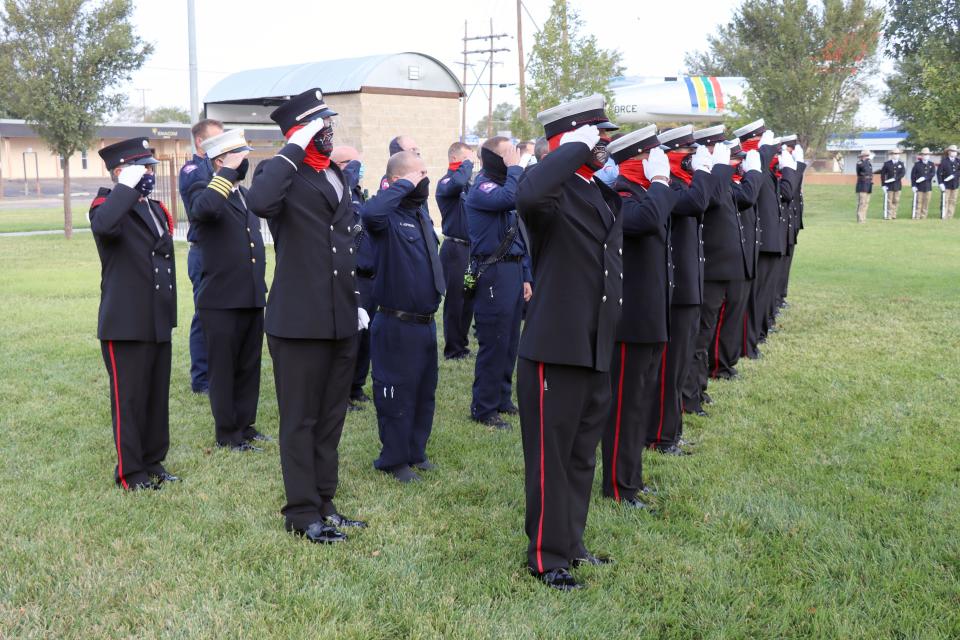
(0, 205), (90, 233)
(1, 184), (959, 638)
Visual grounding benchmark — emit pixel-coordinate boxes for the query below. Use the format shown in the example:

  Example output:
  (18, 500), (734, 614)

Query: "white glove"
(357, 307), (370, 331)
(882, 186), (888, 192)
(759, 130), (776, 147)
(642, 147), (670, 182)
(743, 149), (761, 173)
(916, 176), (925, 183)
(691, 145), (713, 173)
(711, 142), (731, 167)
(792, 144), (805, 164)
(939, 182), (946, 191)
(118, 164), (147, 188)
(912, 186), (917, 192)
(288, 118), (328, 150)
(778, 145), (797, 171)
(559, 124), (600, 150)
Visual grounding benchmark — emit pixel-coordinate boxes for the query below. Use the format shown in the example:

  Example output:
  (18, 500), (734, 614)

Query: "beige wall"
(0, 137), (187, 180)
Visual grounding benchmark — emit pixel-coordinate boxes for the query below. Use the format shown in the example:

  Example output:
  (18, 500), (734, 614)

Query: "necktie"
(419, 211), (446, 295)
(145, 201), (166, 236)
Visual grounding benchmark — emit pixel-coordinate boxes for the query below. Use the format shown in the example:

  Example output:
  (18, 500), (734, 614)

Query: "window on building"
(408, 65), (420, 81)
(81, 150), (88, 170)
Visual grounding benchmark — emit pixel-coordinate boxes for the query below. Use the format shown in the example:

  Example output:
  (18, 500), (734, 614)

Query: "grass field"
(0, 206), (89, 233)
(1, 184), (959, 638)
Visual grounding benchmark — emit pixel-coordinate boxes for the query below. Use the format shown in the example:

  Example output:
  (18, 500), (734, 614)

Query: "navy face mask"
(136, 172), (155, 197)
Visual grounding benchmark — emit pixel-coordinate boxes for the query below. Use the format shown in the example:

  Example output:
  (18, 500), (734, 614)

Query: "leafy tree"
(0, 0), (152, 238)
(117, 105), (191, 124)
(474, 102), (516, 137)
(881, 0), (960, 149)
(512, 0), (623, 139)
(685, 0), (882, 156)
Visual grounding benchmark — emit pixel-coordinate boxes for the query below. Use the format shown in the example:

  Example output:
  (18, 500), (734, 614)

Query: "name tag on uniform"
(400, 222), (417, 229)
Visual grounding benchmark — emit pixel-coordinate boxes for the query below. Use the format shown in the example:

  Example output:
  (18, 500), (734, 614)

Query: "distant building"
(204, 51), (464, 221)
(825, 129), (934, 175)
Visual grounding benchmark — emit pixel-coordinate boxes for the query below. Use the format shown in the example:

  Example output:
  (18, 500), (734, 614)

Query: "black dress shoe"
(247, 431), (274, 443)
(127, 481), (161, 491)
(444, 349), (471, 360)
(622, 496), (651, 509)
(153, 471), (179, 484)
(324, 513), (368, 528)
(498, 403), (520, 415)
(694, 409), (709, 417)
(639, 485), (658, 497)
(702, 392), (713, 405)
(287, 521), (348, 544)
(346, 401), (363, 412)
(382, 465), (421, 483)
(350, 391), (371, 403)
(677, 438), (696, 447)
(572, 552), (613, 567)
(654, 444), (692, 456)
(529, 567), (582, 591)
(413, 459), (437, 471)
(683, 406), (705, 416)
(192, 386), (209, 395)
(217, 441), (263, 452)
(474, 415), (511, 430)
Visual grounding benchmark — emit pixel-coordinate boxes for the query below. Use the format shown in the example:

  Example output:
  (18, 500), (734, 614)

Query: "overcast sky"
(125, 0), (891, 128)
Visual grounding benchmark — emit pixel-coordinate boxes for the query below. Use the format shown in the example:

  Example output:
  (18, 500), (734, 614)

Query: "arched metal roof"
(204, 52), (464, 104)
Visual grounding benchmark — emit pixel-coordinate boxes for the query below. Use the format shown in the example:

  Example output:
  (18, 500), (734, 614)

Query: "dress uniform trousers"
(440, 238), (474, 359)
(517, 357), (610, 572)
(754, 253), (780, 341)
(886, 189), (901, 219)
(650, 304), (698, 445)
(351, 274), (376, 399)
(100, 340), (172, 488)
(198, 308), (263, 446)
(371, 314), (438, 469)
(712, 279), (752, 376)
(471, 261), (523, 420)
(268, 334), (357, 529)
(187, 246), (208, 391)
(602, 342), (662, 501)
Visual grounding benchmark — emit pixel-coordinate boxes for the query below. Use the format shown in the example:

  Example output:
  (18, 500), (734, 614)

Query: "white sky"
(124, 0), (891, 129)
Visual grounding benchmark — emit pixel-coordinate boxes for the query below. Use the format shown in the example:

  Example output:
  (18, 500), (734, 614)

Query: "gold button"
(251, 258), (256, 263)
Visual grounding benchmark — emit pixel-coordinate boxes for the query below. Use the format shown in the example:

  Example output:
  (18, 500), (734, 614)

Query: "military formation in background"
(89, 86), (812, 591)
(856, 144), (959, 222)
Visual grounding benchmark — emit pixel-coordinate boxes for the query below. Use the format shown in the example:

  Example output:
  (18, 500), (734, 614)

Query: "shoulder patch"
(181, 163), (198, 175)
(90, 196), (107, 210)
(479, 182), (498, 193)
(380, 178), (390, 191)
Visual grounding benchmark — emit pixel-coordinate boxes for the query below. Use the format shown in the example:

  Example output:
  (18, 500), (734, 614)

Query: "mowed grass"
(0, 206), (89, 233)
(1, 184), (959, 638)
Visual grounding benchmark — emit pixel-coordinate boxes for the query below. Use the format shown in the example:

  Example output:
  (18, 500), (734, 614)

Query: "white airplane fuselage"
(610, 76), (748, 124)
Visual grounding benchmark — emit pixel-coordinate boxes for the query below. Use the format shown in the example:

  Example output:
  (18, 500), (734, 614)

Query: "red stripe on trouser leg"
(654, 344), (668, 445)
(712, 301), (726, 378)
(107, 341), (129, 490)
(536, 361), (546, 573)
(611, 343), (626, 501)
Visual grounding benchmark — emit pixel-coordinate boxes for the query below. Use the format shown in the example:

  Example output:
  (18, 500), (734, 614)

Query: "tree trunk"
(63, 160), (73, 239)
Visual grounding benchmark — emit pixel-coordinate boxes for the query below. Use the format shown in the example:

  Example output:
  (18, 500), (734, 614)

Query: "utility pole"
(135, 88), (150, 120)
(462, 21), (468, 141)
(461, 21), (509, 140)
(187, 0), (200, 150)
(516, 0), (527, 132)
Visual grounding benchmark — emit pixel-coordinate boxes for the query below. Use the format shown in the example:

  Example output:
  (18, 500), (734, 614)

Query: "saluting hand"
(759, 130), (776, 147)
(501, 145), (521, 167)
(778, 145), (798, 171)
(400, 170), (426, 186)
(643, 147), (670, 183)
(743, 149), (761, 173)
(792, 144), (805, 164)
(288, 118), (328, 150)
(711, 142), (731, 167)
(221, 150), (249, 169)
(560, 125), (600, 150)
(118, 164), (147, 188)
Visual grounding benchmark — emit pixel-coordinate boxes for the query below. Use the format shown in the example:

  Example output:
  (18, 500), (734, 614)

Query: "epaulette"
(89, 187), (112, 211)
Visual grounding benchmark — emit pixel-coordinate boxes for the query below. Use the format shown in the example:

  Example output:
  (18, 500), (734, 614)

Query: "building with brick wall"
(203, 52), (465, 224)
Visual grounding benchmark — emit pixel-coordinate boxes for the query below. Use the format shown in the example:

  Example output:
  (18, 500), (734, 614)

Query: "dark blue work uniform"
(436, 159), (475, 359)
(178, 153), (212, 392)
(465, 165), (531, 422)
(341, 160), (373, 402)
(361, 179), (444, 471)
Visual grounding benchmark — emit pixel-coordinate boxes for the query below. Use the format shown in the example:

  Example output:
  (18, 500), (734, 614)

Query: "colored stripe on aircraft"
(683, 76), (698, 110)
(692, 77), (709, 112)
(699, 76), (716, 109)
(708, 76), (725, 110)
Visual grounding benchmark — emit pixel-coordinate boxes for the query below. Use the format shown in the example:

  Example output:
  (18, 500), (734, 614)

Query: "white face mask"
(922, 155), (930, 162)
(950, 152), (957, 159)
(891, 155), (900, 162)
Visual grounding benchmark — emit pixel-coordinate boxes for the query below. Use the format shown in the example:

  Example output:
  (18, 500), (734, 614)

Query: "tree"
(0, 0), (152, 238)
(685, 0), (882, 157)
(116, 105), (191, 124)
(474, 102), (516, 137)
(881, 0), (960, 149)
(512, 0), (623, 139)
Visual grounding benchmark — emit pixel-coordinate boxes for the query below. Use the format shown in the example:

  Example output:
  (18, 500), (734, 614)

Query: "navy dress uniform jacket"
(517, 142), (623, 372)
(186, 167), (267, 310)
(703, 165), (761, 282)
(613, 178), (677, 344)
(90, 184), (177, 342)
(669, 168), (715, 306)
(466, 167), (533, 281)
(756, 145), (799, 255)
(436, 159), (473, 240)
(246, 144), (359, 340)
(911, 160), (936, 192)
(881, 159), (906, 191)
(855, 158), (874, 193)
(937, 156), (960, 190)
(178, 154), (213, 242)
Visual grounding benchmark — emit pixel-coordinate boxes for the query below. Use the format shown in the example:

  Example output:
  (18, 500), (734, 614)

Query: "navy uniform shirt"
(178, 153), (214, 242)
(435, 159), (473, 240)
(361, 180), (443, 315)
(465, 166), (532, 282)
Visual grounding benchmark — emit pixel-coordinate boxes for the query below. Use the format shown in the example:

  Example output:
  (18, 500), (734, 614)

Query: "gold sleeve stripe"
(207, 176), (232, 198)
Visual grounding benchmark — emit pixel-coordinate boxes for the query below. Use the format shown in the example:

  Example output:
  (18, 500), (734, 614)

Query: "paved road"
(0, 228), (91, 237)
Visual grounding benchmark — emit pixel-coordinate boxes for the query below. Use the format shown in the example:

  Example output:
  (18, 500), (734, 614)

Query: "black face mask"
(313, 126), (334, 156)
(235, 158), (250, 181)
(680, 153), (693, 174)
(480, 147), (508, 185)
(588, 139), (610, 170)
(400, 177), (430, 209)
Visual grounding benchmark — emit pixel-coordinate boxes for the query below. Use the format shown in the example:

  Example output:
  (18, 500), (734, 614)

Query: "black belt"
(444, 236), (469, 245)
(378, 307), (434, 324)
(356, 269), (375, 279)
(474, 254), (523, 263)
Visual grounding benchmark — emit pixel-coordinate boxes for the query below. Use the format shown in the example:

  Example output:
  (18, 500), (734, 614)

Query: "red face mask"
(448, 161), (463, 171)
(618, 158), (650, 189)
(667, 150), (694, 186)
(548, 132), (610, 181)
(769, 156), (782, 178)
(285, 124), (330, 172)
(740, 137), (760, 152)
